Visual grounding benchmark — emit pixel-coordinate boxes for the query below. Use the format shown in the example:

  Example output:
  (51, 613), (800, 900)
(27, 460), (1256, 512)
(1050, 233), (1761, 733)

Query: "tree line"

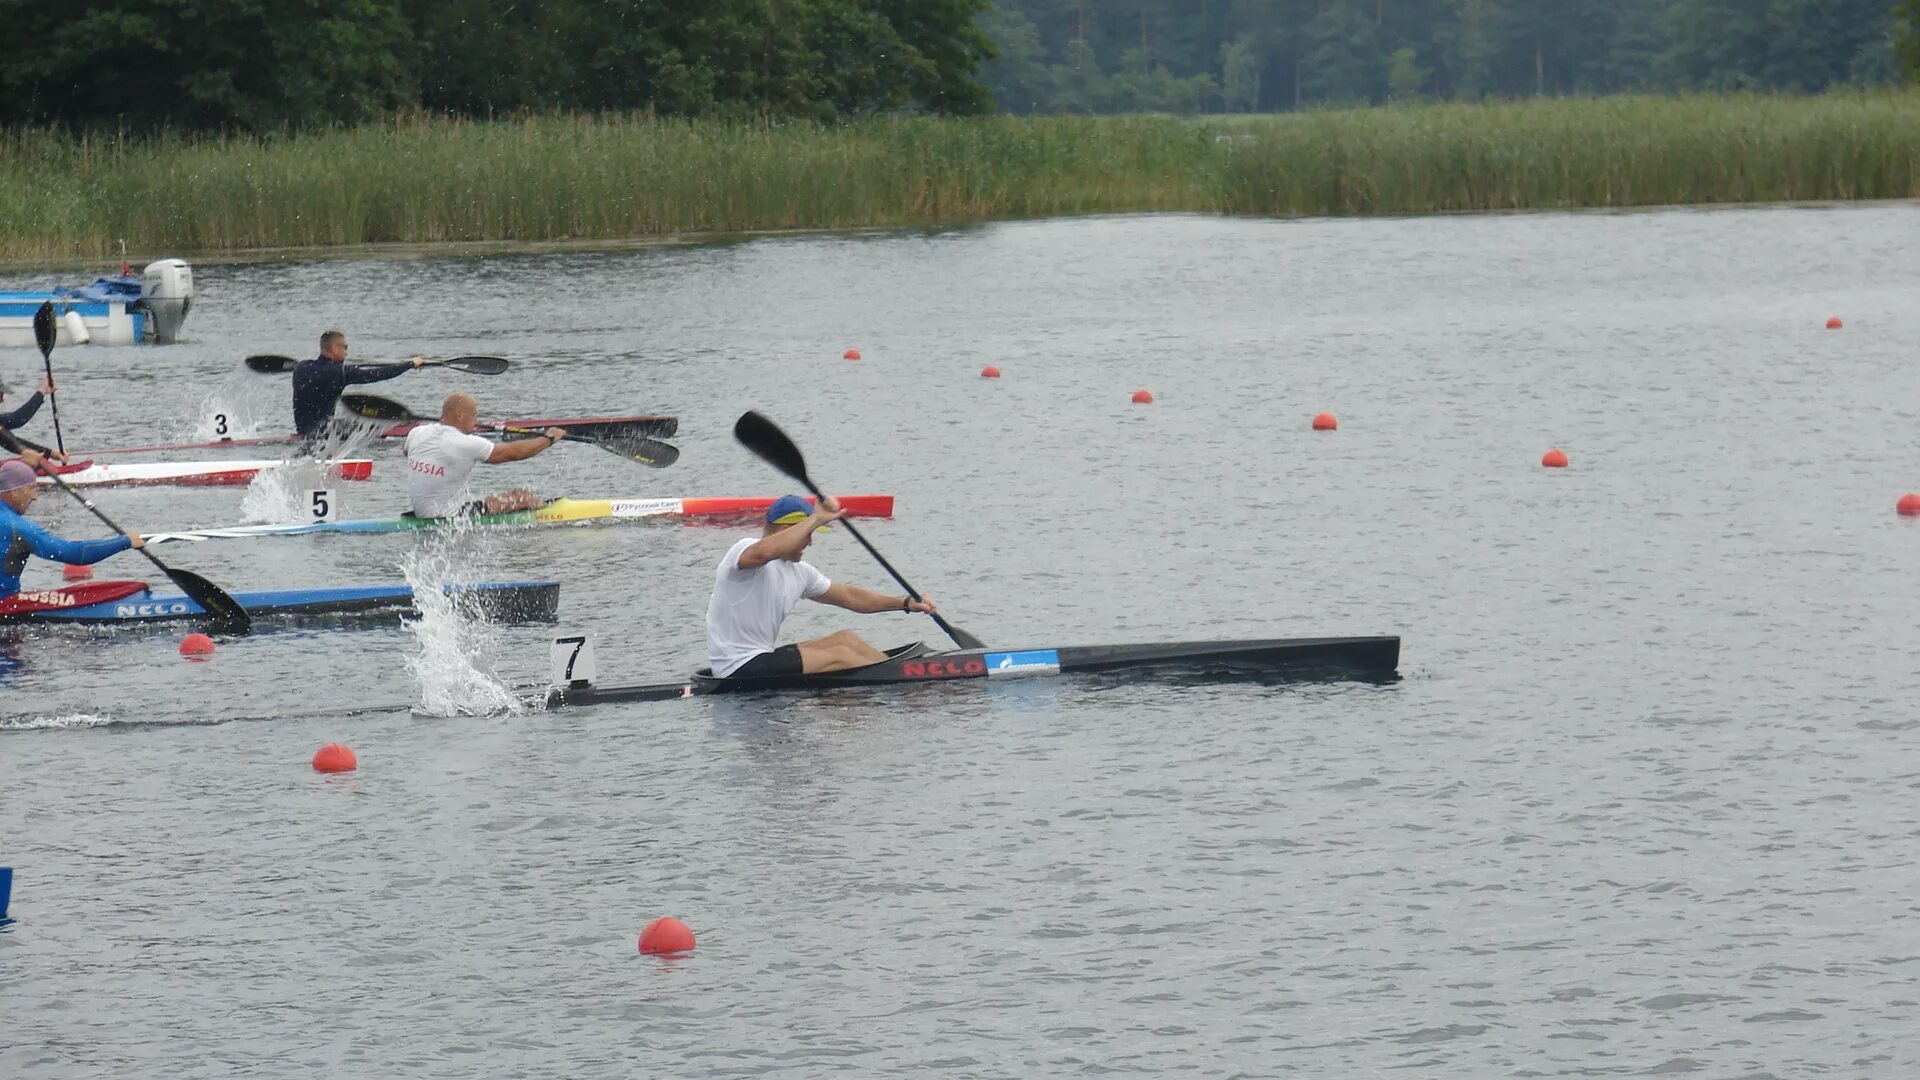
(984, 0), (1918, 114)
(1, 0), (1916, 132)
(0, 0), (995, 131)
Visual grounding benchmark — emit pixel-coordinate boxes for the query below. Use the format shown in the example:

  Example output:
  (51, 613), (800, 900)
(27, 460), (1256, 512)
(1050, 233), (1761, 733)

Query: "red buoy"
(843, 348), (861, 360)
(1898, 493), (1920, 516)
(638, 916), (696, 954)
(179, 632), (215, 657)
(312, 743), (357, 773)
(981, 365), (1001, 379)
(1131, 389), (1153, 404)
(1542, 449), (1569, 468)
(1825, 316), (1843, 330)
(1311, 412), (1338, 431)
(63, 563), (92, 580)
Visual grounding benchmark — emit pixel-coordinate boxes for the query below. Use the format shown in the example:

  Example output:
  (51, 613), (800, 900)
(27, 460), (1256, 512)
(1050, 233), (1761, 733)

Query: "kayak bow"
(0, 580), (559, 626)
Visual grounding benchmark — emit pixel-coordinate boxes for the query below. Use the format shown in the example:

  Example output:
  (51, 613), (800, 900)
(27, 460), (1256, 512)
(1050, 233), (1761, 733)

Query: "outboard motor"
(141, 258), (192, 343)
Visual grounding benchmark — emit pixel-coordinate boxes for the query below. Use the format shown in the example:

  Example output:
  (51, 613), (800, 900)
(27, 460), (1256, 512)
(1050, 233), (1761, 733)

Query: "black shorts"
(402, 500), (488, 521)
(731, 643), (802, 678)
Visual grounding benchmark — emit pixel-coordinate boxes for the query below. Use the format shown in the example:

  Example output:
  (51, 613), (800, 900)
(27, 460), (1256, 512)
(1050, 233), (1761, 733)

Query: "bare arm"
(812, 582), (936, 614)
(485, 427), (566, 464)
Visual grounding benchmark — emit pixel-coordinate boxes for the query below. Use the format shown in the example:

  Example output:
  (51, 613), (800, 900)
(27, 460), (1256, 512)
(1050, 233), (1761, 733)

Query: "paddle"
(733, 410), (983, 651)
(22, 314), (251, 634)
(245, 353), (510, 375)
(340, 393), (680, 468)
(30, 303), (67, 455)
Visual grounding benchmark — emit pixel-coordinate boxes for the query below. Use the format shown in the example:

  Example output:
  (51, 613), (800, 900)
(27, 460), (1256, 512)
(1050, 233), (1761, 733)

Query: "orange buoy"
(62, 563), (92, 580)
(1898, 493), (1920, 516)
(179, 632), (215, 657)
(638, 916), (696, 954)
(312, 743), (357, 773)
(1542, 449), (1569, 468)
(981, 365), (1001, 379)
(1825, 316), (1843, 329)
(1131, 389), (1154, 404)
(1311, 412), (1338, 431)
(843, 348), (861, 361)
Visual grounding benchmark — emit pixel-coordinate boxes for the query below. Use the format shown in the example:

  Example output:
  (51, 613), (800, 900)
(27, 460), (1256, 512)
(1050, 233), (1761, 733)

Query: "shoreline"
(4, 197), (1916, 277)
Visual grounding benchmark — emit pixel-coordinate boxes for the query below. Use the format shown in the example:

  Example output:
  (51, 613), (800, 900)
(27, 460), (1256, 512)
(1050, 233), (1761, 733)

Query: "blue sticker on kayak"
(984, 649), (1060, 678)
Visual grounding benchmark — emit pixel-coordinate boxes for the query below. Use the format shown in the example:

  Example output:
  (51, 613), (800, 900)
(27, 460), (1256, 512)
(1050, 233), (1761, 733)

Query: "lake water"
(3, 206), (1919, 1077)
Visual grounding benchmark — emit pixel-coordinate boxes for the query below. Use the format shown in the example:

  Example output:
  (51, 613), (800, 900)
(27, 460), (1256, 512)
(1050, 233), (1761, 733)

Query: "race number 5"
(307, 488), (337, 522)
(550, 634), (596, 687)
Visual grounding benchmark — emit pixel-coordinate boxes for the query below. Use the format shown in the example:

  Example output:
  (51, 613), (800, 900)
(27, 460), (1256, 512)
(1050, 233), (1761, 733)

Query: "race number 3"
(307, 488), (337, 522)
(550, 634), (596, 687)
(212, 413), (229, 437)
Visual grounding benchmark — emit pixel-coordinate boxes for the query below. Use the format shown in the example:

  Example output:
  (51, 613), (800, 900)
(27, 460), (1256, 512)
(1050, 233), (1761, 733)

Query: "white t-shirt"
(707, 536), (831, 676)
(404, 422), (496, 517)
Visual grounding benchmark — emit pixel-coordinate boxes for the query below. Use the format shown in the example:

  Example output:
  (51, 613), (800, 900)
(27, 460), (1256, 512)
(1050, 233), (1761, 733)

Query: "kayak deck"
(146, 495), (894, 545)
(27, 458), (373, 488)
(545, 636), (1401, 707)
(0, 580), (559, 625)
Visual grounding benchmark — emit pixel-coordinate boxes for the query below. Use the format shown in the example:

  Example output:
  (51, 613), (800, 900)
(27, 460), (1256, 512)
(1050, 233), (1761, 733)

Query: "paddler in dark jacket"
(0, 375), (57, 431)
(292, 330), (424, 438)
(0, 460), (141, 600)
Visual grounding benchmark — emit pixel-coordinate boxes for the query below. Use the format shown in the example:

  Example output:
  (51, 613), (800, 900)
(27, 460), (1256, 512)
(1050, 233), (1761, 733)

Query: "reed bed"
(3, 92), (1916, 263)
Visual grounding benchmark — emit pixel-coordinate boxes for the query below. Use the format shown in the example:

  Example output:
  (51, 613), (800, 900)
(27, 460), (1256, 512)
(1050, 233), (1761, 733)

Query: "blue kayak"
(0, 580), (558, 625)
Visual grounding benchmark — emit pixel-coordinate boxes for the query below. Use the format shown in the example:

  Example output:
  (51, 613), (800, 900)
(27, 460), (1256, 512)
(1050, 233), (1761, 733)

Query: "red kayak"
(79, 415), (678, 456)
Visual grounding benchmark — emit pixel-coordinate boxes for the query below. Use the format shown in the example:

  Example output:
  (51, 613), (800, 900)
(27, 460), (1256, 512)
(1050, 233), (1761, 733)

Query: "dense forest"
(0, 0), (1916, 132)
(985, 0), (1919, 113)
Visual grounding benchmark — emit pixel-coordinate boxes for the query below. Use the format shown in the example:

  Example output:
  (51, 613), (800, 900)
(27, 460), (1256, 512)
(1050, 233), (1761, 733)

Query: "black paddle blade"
(441, 355), (510, 375)
(596, 435), (679, 468)
(734, 411), (810, 486)
(167, 566), (252, 634)
(340, 393), (420, 422)
(244, 354), (299, 374)
(32, 302), (55, 356)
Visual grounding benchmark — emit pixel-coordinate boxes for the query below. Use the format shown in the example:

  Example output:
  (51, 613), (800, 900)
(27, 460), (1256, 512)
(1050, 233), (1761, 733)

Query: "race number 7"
(549, 634), (596, 686)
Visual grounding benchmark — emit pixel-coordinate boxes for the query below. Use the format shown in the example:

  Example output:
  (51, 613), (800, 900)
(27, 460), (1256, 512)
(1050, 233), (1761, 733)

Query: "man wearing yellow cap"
(0, 460), (142, 601)
(707, 494), (937, 679)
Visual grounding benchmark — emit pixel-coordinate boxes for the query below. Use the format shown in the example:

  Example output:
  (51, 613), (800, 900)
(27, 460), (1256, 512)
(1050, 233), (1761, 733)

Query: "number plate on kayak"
(984, 650), (1060, 678)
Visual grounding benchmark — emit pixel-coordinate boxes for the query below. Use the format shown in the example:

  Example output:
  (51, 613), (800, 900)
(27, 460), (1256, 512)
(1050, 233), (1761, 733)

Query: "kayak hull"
(0, 580), (559, 625)
(79, 415), (677, 456)
(28, 459), (373, 488)
(547, 636), (1402, 707)
(146, 495), (894, 545)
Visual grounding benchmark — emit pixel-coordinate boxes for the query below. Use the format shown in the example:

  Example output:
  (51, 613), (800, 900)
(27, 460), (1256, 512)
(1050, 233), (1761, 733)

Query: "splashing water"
(238, 424), (381, 523)
(401, 530), (526, 718)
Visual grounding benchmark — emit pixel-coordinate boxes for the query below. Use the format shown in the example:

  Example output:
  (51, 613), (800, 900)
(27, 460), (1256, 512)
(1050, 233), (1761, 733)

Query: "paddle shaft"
(795, 477), (981, 649)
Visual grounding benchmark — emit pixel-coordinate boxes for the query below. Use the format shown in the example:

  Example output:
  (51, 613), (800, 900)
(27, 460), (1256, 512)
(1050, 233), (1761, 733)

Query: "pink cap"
(0, 460), (39, 492)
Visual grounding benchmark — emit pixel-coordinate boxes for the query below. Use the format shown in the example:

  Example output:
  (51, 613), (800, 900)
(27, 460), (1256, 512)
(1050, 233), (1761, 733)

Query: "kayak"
(144, 495), (894, 545)
(0, 579), (559, 625)
(79, 414), (678, 456)
(23, 458), (373, 487)
(545, 636), (1402, 707)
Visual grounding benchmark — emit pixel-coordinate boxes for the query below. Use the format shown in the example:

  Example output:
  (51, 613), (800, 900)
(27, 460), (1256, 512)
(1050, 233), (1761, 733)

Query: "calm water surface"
(2, 208), (1919, 1077)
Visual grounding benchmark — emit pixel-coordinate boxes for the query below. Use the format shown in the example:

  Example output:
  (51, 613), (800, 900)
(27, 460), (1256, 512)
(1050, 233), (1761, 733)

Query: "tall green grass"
(3, 92), (1917, 264)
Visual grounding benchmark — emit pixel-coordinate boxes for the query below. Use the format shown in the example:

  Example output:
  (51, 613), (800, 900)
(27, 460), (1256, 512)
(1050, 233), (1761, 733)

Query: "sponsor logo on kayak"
(901, 657), (988, 679)
(608, 499), (682, 518)
(17, 589), (77, 608)
(114, 602), (193, 617)
(984, 649), (1061, 678)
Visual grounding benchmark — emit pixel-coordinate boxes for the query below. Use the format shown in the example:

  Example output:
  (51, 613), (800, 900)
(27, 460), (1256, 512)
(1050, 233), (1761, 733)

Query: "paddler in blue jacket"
(0, 375), (57, 432)
(292, 330), (424, 438)
(0, 460), (142, 598)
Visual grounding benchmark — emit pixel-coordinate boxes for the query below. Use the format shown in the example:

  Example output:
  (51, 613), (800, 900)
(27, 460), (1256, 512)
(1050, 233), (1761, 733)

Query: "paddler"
(403, 392), (566, 519)
(707, 495), (937, 678)
(293, 330), (425, 438)
(0, 375), (57, 432)
(0, 460), (142, 598)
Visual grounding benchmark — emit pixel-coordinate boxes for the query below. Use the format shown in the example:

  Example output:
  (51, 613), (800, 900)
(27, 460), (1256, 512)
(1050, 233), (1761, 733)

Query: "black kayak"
(545, 636), (1400, 707)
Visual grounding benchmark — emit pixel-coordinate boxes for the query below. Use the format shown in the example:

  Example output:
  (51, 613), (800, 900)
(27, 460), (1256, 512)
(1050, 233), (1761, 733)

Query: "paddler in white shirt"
(403, 392), (566, 519)
(706, 494), (938, 679)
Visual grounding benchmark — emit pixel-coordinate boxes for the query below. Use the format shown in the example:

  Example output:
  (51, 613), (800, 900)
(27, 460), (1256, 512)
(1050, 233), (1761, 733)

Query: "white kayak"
(29, 459), (374, 488)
